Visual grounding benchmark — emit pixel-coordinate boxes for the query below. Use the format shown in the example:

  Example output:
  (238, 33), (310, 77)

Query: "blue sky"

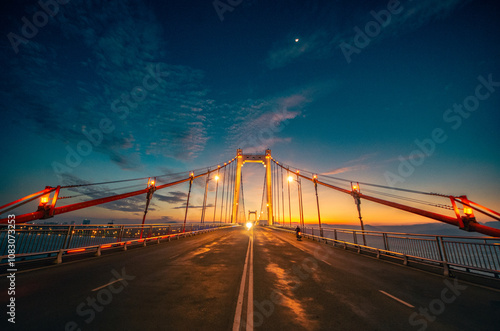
(1, 0), (499, 225)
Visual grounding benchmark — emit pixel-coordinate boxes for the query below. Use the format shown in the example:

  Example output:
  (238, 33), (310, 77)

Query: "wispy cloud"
(1, 0), (213, 169)
(322, 151), (429, 176)
(230, 97), (301, 151)
(380, 152), (426, 164)
(344, 153), (378, 166)
(171, 203), (214, 210)
(221, 83), (334, 154)
(322, 165), (369, 176)
(322, 153), (377, 175)
(155, 191), (188, 204)
(243, 137), (293, 154)
(266, 30), (329, 69)
(60, 174), (148, 213)
(265, 0), (470, 68)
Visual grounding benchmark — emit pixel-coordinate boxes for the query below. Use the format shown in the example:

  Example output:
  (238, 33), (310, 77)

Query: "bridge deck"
(1, 226), (498, 330)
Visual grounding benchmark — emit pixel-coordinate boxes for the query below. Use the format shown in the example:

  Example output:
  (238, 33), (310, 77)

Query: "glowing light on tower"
(464, 206), (473, 216)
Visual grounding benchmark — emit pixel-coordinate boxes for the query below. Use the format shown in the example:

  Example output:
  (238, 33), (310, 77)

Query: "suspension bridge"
(1, 149), (499, 330)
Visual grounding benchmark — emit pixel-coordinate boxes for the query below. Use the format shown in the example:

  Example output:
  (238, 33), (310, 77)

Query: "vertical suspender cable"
(213, 168), (220, 223)
(281, 166), (285, 225)
(220, 165), (226, 222)
(274, 162), (277, 224)
(229, 162), (234, 221)
(277, 163), (281, 225)
(287, 167), (292, 227)
(297, 173), (304, 229)
(233, 161), (237, 222)
(232, 161), (235, 221)
(228, 163), (234, 221)
(260, 172), (266, 221)
(201, 169), (209, 224)
(241, 171), (246, 223)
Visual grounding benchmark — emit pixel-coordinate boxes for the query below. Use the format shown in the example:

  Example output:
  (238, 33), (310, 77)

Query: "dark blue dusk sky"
(1, 0), (499, 225)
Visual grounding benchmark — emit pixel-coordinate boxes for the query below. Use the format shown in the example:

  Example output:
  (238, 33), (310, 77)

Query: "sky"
(0, 0), (499, 228)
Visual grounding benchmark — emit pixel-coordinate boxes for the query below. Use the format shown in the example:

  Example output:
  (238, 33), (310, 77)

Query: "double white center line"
(233, 232), (254, 331)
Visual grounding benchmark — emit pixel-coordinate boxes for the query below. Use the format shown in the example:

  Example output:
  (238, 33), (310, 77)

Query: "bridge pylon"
(232, 149), (273, 224)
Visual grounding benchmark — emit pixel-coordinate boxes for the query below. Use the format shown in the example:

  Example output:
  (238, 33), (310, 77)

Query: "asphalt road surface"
(1, 226), (499, 330)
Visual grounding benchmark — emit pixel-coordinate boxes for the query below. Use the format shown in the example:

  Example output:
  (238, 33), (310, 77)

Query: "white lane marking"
(379, 290), (414, 308)
(264, 227), (334, 267)
(246, 233), (254, 330)
(233, 236), (251, 331)
(92, 278), (123, 292)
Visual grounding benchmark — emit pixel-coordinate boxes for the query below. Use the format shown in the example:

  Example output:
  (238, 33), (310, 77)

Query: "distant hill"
(320, 222), (500, 237)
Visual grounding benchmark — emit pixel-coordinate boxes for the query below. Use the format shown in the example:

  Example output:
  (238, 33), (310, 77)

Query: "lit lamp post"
(140, 178), (156, 239)
(351, 182), (367, 246)
(182, 172), (194, 232)
(462, 205), (477, 231)
(38, 196), (49, 209)
(36, 186), (61, 219)
(37, 195), (50, 218)
(463, 206), (474, 217)
(313, 174), (323, 237)
(451, 195), (478, 232)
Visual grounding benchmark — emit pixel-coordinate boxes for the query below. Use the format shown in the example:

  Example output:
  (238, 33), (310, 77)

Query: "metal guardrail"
(276, 225), (500, 279)
(0, 223), (230, 264)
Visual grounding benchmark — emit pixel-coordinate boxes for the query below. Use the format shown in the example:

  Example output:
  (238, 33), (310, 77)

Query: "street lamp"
(141, 177), (157, 238)
(312, 174), (322, 237)
(463, 206), (473, 216)
(37, 194), (50, 211)
(351, 182), (366, 246)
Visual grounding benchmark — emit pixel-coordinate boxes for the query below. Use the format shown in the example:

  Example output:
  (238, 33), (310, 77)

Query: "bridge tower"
(232, 149), (273, 224)
(248, 210), (257, 223)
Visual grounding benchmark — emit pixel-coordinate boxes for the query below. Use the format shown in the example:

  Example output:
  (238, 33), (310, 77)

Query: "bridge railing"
(278, 225), (500, 278)
(0, 223), (228, 263)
